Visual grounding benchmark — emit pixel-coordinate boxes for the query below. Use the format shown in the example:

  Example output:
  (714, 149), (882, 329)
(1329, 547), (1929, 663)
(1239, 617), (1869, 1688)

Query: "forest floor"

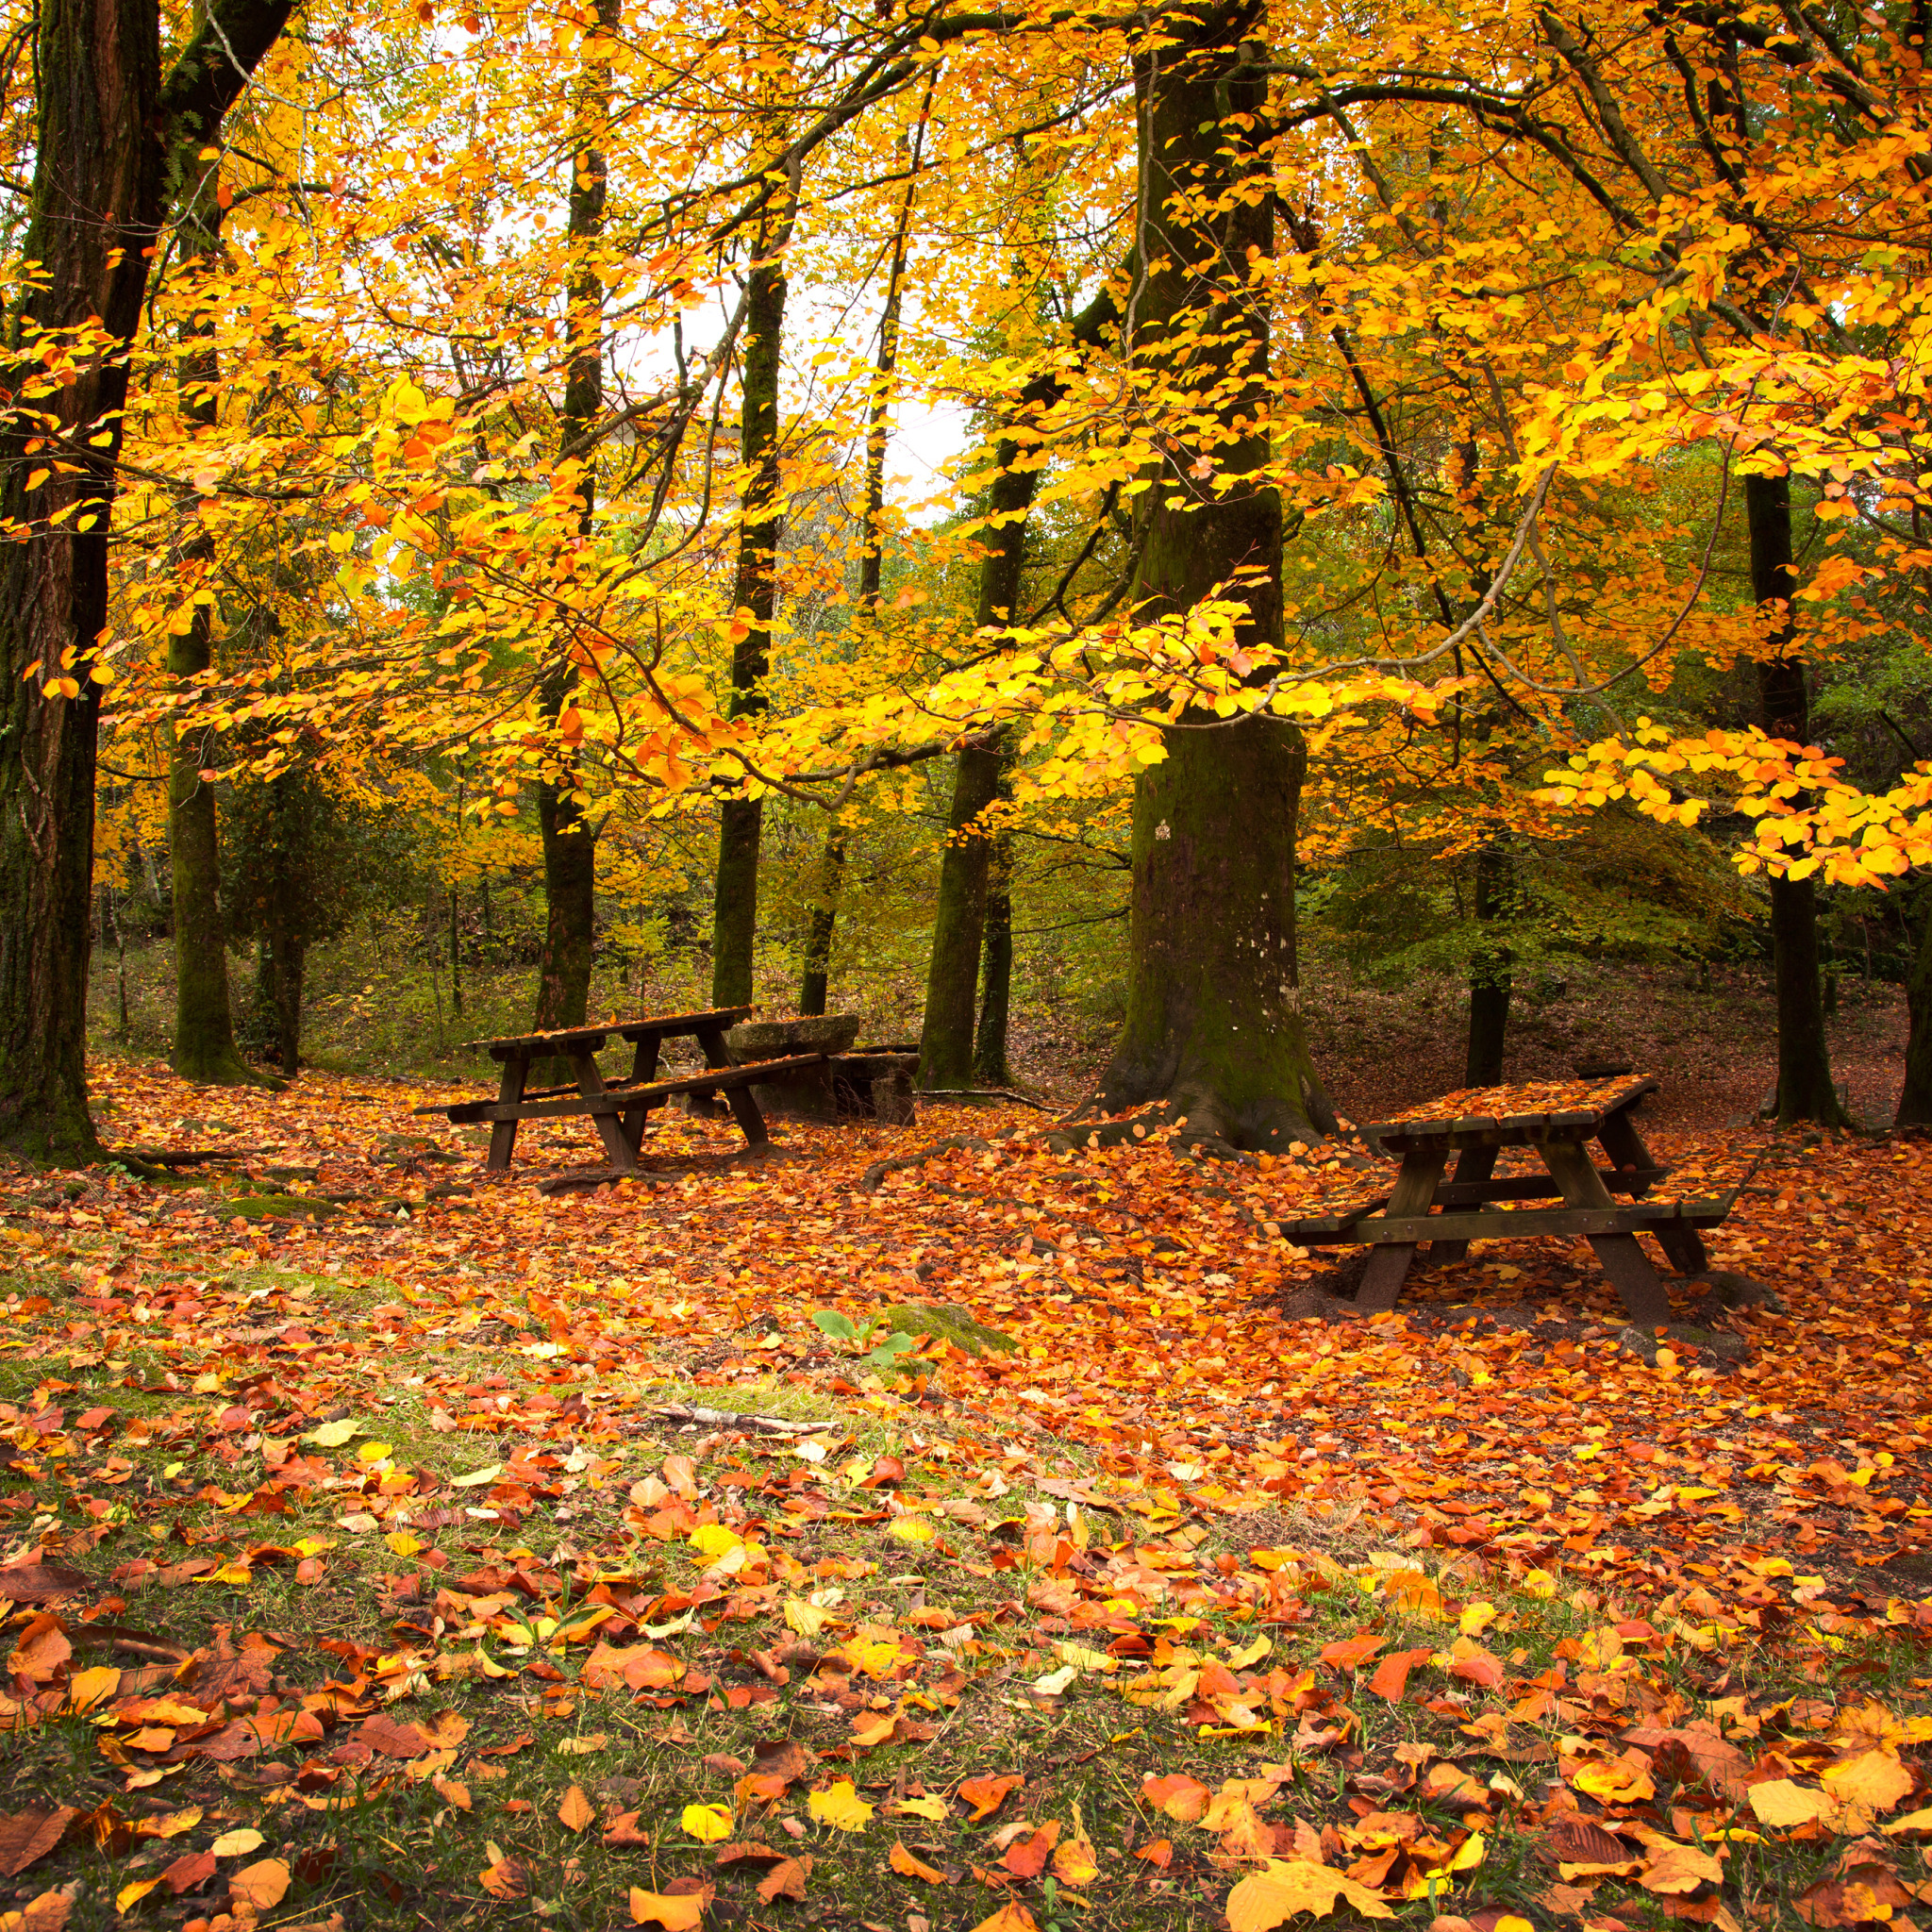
(6, 963), (1930, 1932)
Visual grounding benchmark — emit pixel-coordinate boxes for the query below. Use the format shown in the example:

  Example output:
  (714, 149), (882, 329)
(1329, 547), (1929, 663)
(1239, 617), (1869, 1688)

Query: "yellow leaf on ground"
(113, 1878), (161, 1915)
(227, 1859), (291, 1912)
(1748, 1780), (1832, 1829)
(1226, 1860), (1395, 1929)
(889, 1517), (935, 1543)
(558, 1786), (595, 1833)
(1052, 1837), (1101, 1887)
(1639, 1843), (1724, 1894)
(887, 1794), (951, 1824)
(67, 1666), (120, 1711)
(304, 1419), (359, 1448)
(808, 1782), (874, 1832)
(682, 1804), (734, 1843)
(208, 1829), (263, 1857)
(1884, 1807), (1932, 1837)
(1822, 1751), (1915, 1816)
(628, 1888), (704, 1930)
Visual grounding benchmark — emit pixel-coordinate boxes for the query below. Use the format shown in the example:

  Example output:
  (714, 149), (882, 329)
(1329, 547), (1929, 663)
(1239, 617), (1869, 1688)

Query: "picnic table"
(1278, 1077), (1745, 1324)
(416, 1005), (829, 1175)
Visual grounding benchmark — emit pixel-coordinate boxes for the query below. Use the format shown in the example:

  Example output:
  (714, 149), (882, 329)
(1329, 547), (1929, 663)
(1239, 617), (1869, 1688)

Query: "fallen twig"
(646, 1403), (837, 1435)
(919, 1089), (1058, 1112)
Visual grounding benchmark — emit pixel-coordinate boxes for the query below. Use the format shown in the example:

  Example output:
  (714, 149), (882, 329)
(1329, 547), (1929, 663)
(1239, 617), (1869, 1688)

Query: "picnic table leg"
(1596, 1108), (1708, 1274)
(695, 1024), (770, 1149)
(573, 1051), (640, 1173)
(622, 1034), (661, 1156)
(1428, 1143), (1497, 1264)
(486, 1057), (528, 1173)
(1541, 1137), (1673, 1325)
(1357, 1148), (1446, 1312)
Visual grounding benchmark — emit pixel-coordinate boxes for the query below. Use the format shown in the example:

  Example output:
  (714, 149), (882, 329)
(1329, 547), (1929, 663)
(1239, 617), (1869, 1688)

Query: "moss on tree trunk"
(1086, 0), (1333, 1153)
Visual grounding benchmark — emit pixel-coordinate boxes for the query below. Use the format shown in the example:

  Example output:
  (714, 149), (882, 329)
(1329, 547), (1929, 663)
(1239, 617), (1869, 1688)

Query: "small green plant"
(810, 1307), (921, 1376)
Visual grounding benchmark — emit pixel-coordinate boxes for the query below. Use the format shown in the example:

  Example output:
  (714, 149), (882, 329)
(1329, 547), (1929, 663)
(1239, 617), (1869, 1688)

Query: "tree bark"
(534, 0), (620, 1039)
(796, 132), (922, 1019)
(1464, 838), (1512, 1086)
(1091, 0), (1334, 1152)
(711, 243), (787, 1009)
(1747, 471), (1848, 1125)
(797, 827), (843, 1016)
(1897, 888), (1932, 1126)
(916, 278), (1122, 1087)
(167, 152), (262, 1087)
(973, 827), (1014, 1085)
(0, 0), (291, 1158)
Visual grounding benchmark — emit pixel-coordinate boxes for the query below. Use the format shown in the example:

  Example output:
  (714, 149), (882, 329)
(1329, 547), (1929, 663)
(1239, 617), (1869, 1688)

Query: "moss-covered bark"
(1747, 474), (1849, 1126)
(1089, 0), (1333, 1152)
(797, 827), (843, 1015)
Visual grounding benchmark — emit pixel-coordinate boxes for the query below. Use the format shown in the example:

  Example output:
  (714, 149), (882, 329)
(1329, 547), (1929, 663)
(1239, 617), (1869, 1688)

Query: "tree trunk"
(534, 0), (619, 1039)
(1900, 889), (1932, 1127)
(1090, 0), (1333, 1152)
(168, 154), (262, 1087)
(973, 828), (1014, 1086)
(0, 0), (290, 1158)
(795, 140), (920, 1021)
(1747, 472), (1848, 1125)
(797, 827), (843, 1016)
(711, 243), (787, 1009)
(0, 0), (161, 1158)
(1464, 838), (1512, 1087)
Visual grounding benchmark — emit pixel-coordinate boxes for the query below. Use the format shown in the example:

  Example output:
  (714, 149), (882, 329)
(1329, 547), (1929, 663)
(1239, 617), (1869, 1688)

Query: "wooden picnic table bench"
(1276, 1076), (1747, 1325)
(414, 1005), (826, 1175)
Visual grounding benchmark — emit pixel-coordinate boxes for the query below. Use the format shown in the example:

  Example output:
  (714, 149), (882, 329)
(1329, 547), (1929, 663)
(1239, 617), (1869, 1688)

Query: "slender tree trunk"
(1898, 890), (1932, 1126)
(1747, 472), (1847, 1125)
(973, 827), (1014, 1085)
(797, 105), (928, 1018)
(711, 244), (788, 1008)
(1464, 838), (1512, 1086)
(798, 827), (843, 1016)
(0, 0), (289, 1158)
(168, 156), (262, 1086)
(1091, 0), (1334, 1151)
(534, 0), (619, 1038)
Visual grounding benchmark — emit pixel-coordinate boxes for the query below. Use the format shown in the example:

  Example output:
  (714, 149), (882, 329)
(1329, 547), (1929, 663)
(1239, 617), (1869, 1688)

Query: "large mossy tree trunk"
(1747, 472), (1849, 1126)
(1899, 887), (1932, 1127)
(168, 156), (263, 1087)
(534, 0), (620, 1041)
(710, 244), (787, 1009)
(0, 0), (161, 1160)
(1089, 0), (1333, 1153)
(0, 0), (291, 1159)
(797, 827), (843, 1016)
(1464, 837), (1512, 1087)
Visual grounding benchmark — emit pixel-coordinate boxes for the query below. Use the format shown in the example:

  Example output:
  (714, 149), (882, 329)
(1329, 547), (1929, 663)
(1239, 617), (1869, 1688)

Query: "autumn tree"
(0, 0), (293, 1158)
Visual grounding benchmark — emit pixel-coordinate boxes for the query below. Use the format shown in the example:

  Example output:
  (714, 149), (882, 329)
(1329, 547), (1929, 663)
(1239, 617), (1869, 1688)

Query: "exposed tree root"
(858, 1134), (994, 1191)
